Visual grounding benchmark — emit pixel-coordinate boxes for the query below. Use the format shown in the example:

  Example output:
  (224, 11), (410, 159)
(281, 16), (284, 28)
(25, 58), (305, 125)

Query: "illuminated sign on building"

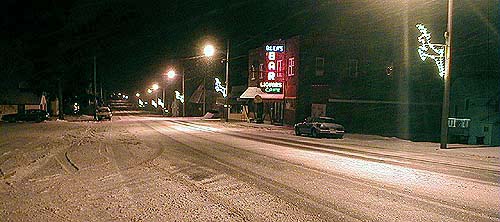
(265, 44), (285, 52)
(263, 43), (285, 94)
(260, 82), (283, 93)
(448, 118), (471, 128)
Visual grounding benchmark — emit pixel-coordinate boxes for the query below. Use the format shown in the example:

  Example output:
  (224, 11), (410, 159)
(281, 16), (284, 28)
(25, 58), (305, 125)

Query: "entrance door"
(311, 103), (326, 117)
(483, 124), (492, 145)
(271, 102), (284, 125)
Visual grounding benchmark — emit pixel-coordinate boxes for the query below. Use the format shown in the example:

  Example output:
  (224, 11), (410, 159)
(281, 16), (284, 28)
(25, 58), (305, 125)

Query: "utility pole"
(100, 81), (103, 101)
(93, 56), (97, 106)
(162, 81), (165, 113)
(203, 75), (206, 115)
(440, 0), (454, 149)
(225, 39), (230, 122)
(58, 78), (64, 120)
(182, 66), (185, 117)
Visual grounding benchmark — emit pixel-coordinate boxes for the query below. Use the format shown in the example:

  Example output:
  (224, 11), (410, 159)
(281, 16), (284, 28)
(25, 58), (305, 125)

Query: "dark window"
(348, 59), (358, 78)
(315, 57), (325, 76)
(259, 64), (264, 79)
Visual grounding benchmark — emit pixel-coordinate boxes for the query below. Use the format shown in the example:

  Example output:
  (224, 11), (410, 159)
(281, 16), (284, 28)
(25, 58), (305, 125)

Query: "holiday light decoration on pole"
(175, 90), (184, 103)
(158, 98), (164, 108)
(214, 77), (227, 98)
(416, 24), (446, 77)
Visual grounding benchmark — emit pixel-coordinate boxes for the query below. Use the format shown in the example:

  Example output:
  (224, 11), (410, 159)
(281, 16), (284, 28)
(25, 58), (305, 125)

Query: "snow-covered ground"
(0, 116), (498, 221)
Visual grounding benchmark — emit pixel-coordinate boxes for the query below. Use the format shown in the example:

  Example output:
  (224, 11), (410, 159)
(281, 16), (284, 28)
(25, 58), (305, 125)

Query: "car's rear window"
(317, 117), (335, 123)
(98, 107), (110, 112)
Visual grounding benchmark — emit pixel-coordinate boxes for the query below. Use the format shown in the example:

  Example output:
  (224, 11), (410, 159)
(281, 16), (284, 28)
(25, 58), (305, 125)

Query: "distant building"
(0, 89), (41, 117)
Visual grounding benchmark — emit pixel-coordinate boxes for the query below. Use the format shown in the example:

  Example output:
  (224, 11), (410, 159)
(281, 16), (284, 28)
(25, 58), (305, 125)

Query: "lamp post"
(203, 44), (215, 115)
(224, 40), (230, 122)
(165, 44), (215, 117)
(182, 67), (185, 117)
(167, 69), (185, 116)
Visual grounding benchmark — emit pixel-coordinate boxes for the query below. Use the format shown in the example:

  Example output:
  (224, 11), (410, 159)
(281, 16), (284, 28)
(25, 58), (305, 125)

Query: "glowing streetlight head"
(147, 88), (153, 94)
(204, 44), (215, 57)
(152, 83), (159, 90)
(167, 70), (176, 79)
(135, 92), (140, 97)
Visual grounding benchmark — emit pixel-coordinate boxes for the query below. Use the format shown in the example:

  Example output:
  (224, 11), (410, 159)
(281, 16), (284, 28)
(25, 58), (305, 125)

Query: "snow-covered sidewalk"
(213, 119), (500, 160)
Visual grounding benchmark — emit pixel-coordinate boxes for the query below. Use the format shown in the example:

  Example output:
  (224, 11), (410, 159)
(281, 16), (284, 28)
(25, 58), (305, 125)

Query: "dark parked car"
(294, 116), (345, 138)
(1, 109), (50, 123)
(95, 106), (112, 121)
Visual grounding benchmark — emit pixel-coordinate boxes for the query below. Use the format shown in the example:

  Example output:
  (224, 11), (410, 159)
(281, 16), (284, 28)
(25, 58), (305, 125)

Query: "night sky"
(1, 0), (498, 97)
(2, 0), (316, 95)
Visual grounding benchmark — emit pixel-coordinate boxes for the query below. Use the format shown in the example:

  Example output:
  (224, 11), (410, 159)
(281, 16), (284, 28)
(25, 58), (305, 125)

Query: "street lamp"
(204, 44), (215, 57)
(167, 70), (176, 79)
(152, 83), (159, 91)
(201, 41), (230, 122)
(164, 44), (215, 117)
(167, 69), (186, 117)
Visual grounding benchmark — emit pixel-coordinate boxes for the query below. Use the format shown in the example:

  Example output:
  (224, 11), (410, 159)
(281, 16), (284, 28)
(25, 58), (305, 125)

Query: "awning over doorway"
(239, 87), (283, 100)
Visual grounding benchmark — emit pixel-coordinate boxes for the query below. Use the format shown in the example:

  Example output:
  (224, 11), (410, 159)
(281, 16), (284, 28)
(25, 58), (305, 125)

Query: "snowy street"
(1, 114), (499, 221)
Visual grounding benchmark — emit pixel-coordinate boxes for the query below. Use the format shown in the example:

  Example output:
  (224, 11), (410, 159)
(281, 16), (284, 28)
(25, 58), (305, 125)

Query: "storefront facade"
(240, 37), (302, 125)
(239, 35), (334, 126)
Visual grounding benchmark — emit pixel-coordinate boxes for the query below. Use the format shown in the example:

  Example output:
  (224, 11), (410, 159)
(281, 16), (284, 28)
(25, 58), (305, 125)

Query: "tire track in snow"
(143, 119), (362, 221)
(164, 119), (499, 222)
(175, 120), (500, 186)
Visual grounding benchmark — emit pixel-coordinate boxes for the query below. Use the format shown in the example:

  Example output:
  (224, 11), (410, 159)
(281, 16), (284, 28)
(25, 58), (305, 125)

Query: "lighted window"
(259, 63), (264, 79)
(277, 60), (283, 77)
(315, 57), (324, 76)
(288, 57), (295, 76)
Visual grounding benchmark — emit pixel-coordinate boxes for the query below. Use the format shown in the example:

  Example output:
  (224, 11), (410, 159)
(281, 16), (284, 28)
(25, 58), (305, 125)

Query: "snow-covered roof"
(239, 87), (284, 100)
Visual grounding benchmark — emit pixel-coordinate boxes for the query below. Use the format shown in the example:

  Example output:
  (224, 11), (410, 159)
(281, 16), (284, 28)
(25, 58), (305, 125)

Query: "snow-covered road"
(1, 115), (498, 221)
